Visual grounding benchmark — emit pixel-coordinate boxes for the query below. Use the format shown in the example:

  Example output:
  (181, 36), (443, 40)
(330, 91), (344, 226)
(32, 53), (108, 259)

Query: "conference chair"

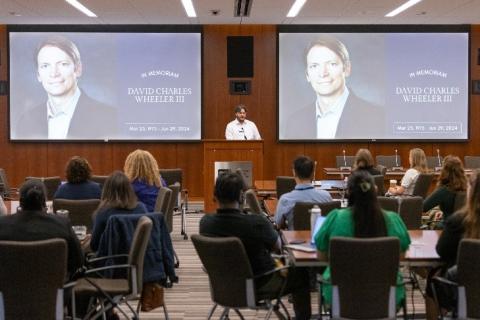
(165, 183), (181, 268)
(376, 155), (402, 170)
(372, 175), (386, 195)
(52, 198), (101, 232)
(464, 156), (480, 169)
(0, 239), (67, 320)
(275, 176), (296, 199)
(376, 164), (388, 176)
(90, 175), (109, 189)
(154, 186), (172, 215)
(0, 168), (17, 199)
(292, 201), (341, 230)
(159, 169), (183, 208)
(432, 239), (480, 319)
(427, 156), (443, 170)
(398, 196), (423, 229)
(191, 234), (290, 320)
(412, 173), (434, 199)
(244, 188), (264, 215)
(25, 176), (61, 201)
(326, 237), (403, 320)
(73, 216), (160, 320)
(378, 196), (400, 213)
(335, 155), (355, 168)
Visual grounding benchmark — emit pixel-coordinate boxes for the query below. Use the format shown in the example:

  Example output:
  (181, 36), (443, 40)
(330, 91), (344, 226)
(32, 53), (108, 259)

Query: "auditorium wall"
(1, 24), (480, 198)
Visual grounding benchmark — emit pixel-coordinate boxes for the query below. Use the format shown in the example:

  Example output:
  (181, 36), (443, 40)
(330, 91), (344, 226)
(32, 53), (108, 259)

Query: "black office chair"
(292, 201), (341, 230)
(427, 156), (443, 170)
(412, 173), (434, 199)
(376, 155), (402, 170)
(378, 196), (400, 213)
(398, 196), (423, 229)
(372, 175), (386, 196)
(464, 156), (480, 169)
(25, 176), (61, 201)
(275, 176), (296, 199)
(335, 155), (355, 168)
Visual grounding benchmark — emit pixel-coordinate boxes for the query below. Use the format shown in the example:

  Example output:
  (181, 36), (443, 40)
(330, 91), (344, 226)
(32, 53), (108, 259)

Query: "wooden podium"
(203, 140), (264, 212)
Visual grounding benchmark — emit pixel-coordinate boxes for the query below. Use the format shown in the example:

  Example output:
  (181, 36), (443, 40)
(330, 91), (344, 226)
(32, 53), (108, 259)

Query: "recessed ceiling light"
(65, 0), (97, 17)
(287, 0), (307, 18)
(181, 0), (197, 18)
(385, 0), (422, 17)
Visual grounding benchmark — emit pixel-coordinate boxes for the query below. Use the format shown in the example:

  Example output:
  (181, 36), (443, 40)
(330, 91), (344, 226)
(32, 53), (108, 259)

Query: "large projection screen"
(278, 26), (470, 141)
(9, 27), (202, 141)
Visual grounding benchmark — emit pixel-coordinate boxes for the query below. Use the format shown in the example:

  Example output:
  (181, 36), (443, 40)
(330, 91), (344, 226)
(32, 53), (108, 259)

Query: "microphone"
(343, 149), (347, 167)
(395, 149), (399, 167)
(239, 127), (247, 140)
(437, 149), (441, 167)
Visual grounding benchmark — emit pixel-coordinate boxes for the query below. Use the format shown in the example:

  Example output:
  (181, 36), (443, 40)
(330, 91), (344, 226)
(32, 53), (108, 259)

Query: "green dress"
(314, 208), (411, 306)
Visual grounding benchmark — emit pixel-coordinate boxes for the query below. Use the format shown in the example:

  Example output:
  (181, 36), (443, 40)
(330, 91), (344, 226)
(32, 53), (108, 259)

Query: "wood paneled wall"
(1, 25), (480, 198)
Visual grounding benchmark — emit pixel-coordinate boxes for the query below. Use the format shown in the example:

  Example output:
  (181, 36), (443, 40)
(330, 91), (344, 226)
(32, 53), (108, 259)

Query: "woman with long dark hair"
(315, 170), (411, 307)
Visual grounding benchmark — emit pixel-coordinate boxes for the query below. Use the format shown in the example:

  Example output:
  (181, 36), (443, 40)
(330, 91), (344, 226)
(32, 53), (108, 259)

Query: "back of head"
(124, 149), (161, 187)
(65, 156), (92, 184)
(100, 171), (138, 210)
(347, 170), (386, 237)
(410, 148), (427, 173)
(353, 148), (374, 170)
(293, 155), (315, 180)
(214, 172), (244, 205)
(439, 155), (467, 192)
(19, 179), (47, 211)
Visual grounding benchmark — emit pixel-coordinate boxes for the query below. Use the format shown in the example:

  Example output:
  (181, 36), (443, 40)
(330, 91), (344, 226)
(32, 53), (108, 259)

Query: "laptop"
(311, 214), (327, 244)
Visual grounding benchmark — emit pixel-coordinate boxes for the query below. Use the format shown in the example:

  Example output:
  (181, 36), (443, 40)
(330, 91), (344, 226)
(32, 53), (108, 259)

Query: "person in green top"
(423, 155), (467, 224)
(314, 170), (411, 307)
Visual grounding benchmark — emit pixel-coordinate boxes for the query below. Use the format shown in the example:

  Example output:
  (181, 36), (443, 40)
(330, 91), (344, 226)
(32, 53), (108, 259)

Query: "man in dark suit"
(0, 179), (83, 278)
(14, 36), (117, 140)
(285, 36), (385, 139)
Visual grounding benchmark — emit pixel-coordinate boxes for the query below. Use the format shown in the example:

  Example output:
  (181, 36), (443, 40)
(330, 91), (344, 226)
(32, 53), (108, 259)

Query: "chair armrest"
(252, 265), (290, 280)
(432, 275), (459, 287)
(84, 264), (131, 275)
(87, 254), (129, 264)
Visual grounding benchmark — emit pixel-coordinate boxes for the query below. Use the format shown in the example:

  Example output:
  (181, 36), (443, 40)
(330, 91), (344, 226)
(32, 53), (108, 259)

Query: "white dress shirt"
(316, 88), (349, 139)
(225, 119), (261, 140)
(47, 88), (81, 139)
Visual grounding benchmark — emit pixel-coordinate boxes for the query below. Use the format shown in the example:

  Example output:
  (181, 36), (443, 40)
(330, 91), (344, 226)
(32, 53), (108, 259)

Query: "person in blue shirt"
(54, 156), (102, 200)
(275, 155), (332, 229)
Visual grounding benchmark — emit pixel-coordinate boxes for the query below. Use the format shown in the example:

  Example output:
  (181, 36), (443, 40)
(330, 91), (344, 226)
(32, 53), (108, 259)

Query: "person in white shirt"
(388, 148), (428, 196)
(225, 104), (261, 140)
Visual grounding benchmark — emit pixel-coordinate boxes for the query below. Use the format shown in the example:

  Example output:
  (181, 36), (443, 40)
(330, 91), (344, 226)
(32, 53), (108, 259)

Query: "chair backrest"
(244, 188), (263, 215)
(454, 191), (467, 212)
(292, 201), (341, 230)
(159, 169), (183, 208)
(329, 237), (400, 319)
(335, 155), (355, 168)
(52, 198), (101, 232)
(275, 176), (296, 199)
(164, 183), (180, 233)
(25, 176), (61, 201)
(191, 234), (253, 308)
(90, 175), (109, 189)
(412, 173), (434, 198)
(427, 156), (443, 169)
(376, 164), (387, 176)
(154, 186), (172, 214)
(457, 239), (480, 319)
(398, 196), (423, 229)
(376, 155), (402, 169)
(377, 196), (399, 213)
(127, 216), (153, 295)
(0, 169), (11, 198)
(372, 175), (386, 195)
(0, 239), (67, 320)
(464, 156), (480, 169)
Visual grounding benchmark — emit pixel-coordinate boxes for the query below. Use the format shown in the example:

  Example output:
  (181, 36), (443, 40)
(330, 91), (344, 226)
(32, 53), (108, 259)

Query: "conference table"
(255, 179), (347, 199)
(282, 229), (442, 268)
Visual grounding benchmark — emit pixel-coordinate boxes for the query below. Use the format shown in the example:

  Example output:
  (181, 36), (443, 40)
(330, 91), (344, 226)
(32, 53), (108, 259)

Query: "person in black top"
(352, 148), (381, 176)
(0, 179), (83, 278)
(200, 172), (311, 319)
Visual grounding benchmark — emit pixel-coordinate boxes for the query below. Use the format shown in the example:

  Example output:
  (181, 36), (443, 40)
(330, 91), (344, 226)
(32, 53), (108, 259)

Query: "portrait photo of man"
(14, 36), (118, 140)
(283, 35), (385, 140)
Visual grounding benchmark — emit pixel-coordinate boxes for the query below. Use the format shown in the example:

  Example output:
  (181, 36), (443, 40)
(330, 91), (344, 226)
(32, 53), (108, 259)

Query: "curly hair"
(438, 155), (467, 192)
(66, 156), (92, 184)
(124, 149), (162, 187)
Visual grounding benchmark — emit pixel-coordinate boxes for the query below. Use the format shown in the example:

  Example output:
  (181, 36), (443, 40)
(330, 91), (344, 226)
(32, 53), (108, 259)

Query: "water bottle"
(310, 205), (322, 231)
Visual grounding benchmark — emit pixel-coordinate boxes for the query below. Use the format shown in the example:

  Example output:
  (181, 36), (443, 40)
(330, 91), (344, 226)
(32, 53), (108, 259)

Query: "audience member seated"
(315, 170), (411, 308)
(90, 171), (147, 252)
(352, 148), (381, 176)
(124, 149), (167, 212)
(0, 195), (6, 216)
(423, 155), (467, 224)
(0, 179), (83, 278)
(274, 155), (332, 229)
(388, 148), (427, 196)
(54, 156), (102, 200)
(200, 172), (312, 319)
